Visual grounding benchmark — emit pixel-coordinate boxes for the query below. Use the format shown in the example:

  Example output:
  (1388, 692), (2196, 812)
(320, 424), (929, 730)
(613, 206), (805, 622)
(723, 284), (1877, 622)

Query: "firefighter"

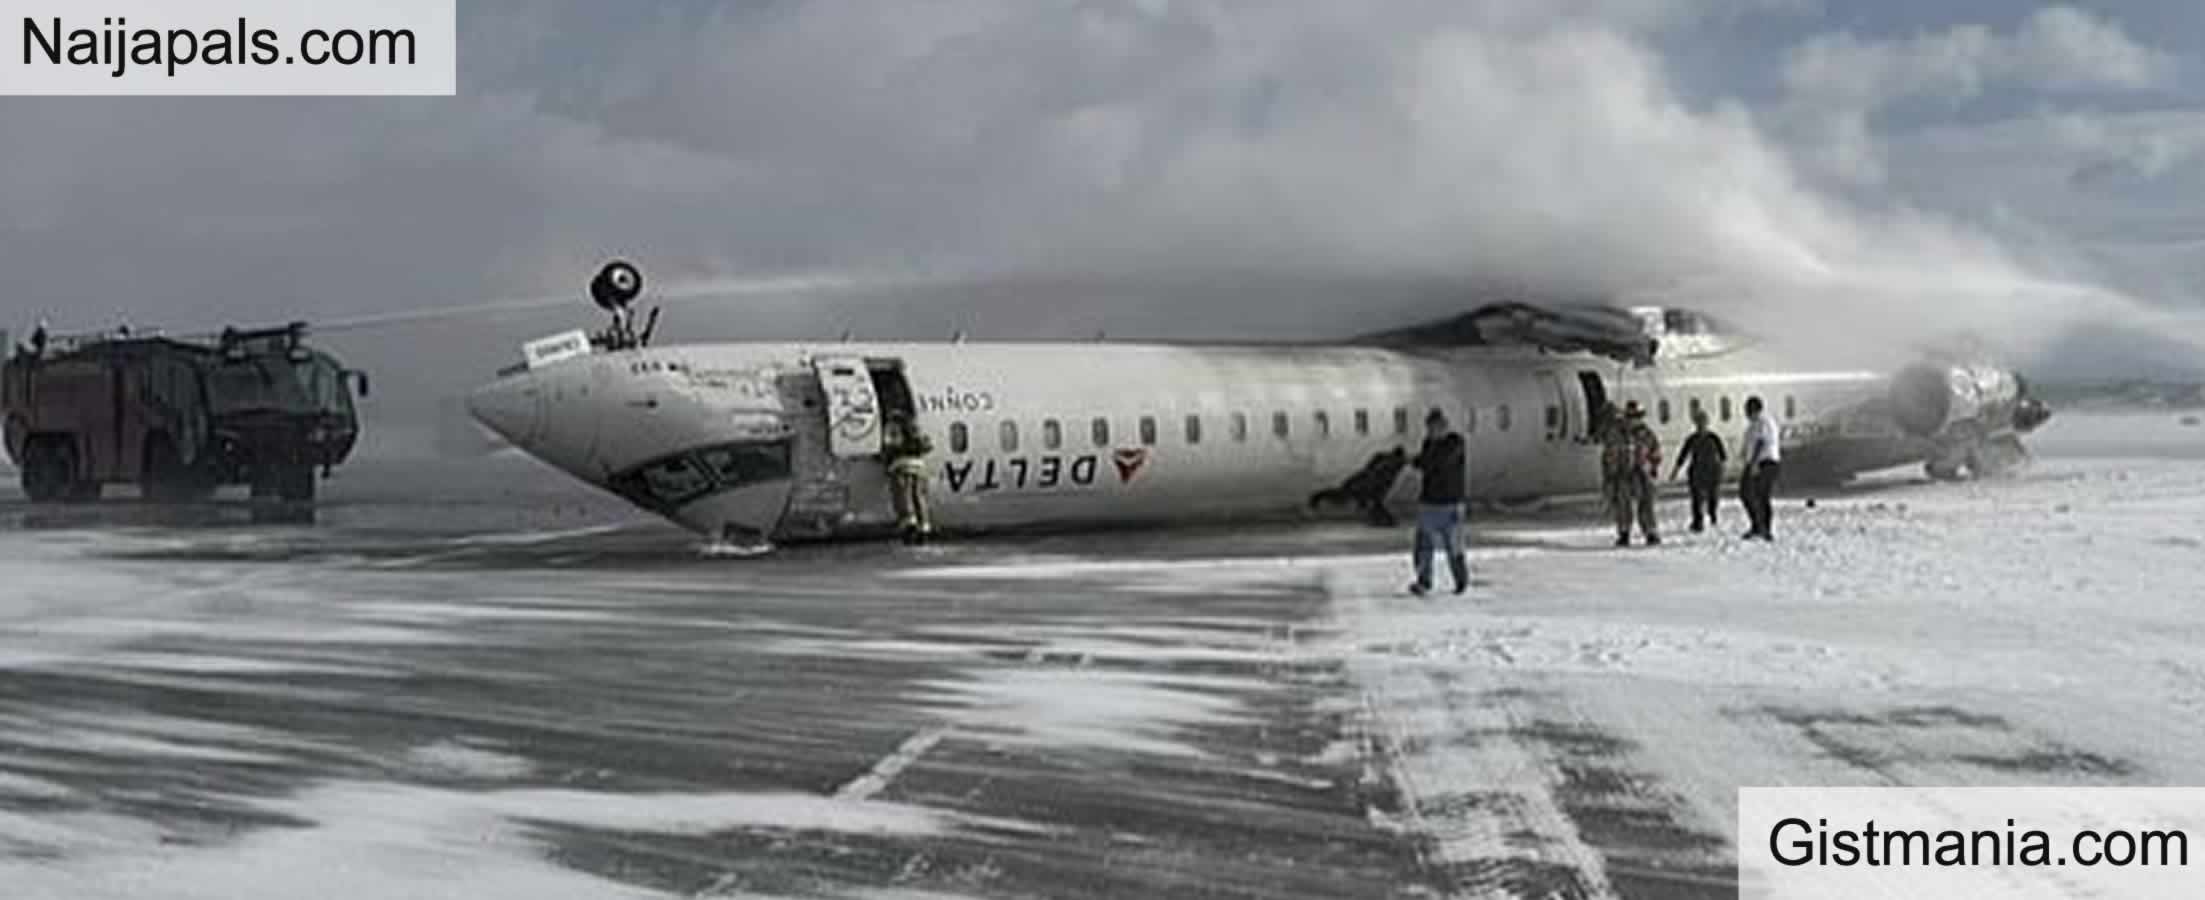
(883, 414), (935, 544)
(1670, 406), (1727, 533)
(1602, 400), (1662, 546)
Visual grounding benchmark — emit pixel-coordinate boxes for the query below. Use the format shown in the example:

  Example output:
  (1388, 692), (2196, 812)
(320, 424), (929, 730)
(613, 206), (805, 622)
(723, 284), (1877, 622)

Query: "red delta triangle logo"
(1111, 447), (1149, 483)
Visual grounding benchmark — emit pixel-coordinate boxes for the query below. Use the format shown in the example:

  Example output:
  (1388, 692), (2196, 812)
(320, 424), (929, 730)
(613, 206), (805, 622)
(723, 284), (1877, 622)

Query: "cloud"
(2, 0), (2201, 444)
(1779, 6), (2175, 181)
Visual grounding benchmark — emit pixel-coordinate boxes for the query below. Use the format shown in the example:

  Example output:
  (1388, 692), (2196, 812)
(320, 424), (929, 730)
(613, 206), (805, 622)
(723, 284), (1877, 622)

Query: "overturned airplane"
(467, 263), (2051, 548)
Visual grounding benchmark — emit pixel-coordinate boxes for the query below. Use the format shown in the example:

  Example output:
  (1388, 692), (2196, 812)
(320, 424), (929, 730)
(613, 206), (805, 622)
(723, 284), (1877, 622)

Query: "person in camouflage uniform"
(1601, 400), (1663, 547)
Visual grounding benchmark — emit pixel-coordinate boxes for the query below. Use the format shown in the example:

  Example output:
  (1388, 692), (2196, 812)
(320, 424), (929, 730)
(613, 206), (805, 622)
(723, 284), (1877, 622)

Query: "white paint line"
(834, 727), (952, 803)
(1336, 575), (1619, 899)
(896, 548), (1546, 581)
(363, 523), (634, 570)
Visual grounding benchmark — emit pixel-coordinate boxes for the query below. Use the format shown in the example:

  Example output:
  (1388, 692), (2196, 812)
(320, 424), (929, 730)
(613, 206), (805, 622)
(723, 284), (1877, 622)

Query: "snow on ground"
(0, 412), (2196, 898)
(881, 412), (2205, 896)
(1319, 414), (2205, 896)
(4, 781), (967, 900)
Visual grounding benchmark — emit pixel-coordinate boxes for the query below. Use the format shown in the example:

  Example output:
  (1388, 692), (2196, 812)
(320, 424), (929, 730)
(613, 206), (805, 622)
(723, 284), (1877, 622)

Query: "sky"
(4, 1), (2204, 437)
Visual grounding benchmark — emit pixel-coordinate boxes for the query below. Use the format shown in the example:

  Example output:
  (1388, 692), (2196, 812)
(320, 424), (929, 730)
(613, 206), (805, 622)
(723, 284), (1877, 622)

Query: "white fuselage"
(468, 333), (1942, 545)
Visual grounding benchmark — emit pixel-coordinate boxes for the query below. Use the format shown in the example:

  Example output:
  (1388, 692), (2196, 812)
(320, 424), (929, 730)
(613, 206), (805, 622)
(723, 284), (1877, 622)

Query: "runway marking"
(362, 523), (635, 569)
(896, 548), (1546, 581)
(1334, 573), (1619, 900)
(834, 726), (952, 803)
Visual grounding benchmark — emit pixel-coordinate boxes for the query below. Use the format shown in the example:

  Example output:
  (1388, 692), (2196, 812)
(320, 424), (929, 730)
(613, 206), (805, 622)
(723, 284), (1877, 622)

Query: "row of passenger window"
(1634, 394), (1797, 426)
(944, 393), (1799, 455)
(944, 405), (1499, 455)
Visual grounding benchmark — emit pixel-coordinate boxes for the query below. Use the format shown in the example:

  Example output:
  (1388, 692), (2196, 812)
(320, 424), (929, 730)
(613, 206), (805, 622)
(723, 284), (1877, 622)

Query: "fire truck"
(3, 322), (367, 505)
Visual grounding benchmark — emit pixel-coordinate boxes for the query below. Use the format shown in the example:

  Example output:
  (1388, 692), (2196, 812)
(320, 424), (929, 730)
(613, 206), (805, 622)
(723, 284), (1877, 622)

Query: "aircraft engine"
(1887, 360), (2025, 438)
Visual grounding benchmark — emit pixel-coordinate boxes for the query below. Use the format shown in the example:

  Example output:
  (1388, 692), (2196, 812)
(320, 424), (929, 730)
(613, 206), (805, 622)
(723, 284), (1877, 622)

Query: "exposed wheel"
(20, 438), (70, 503)
(142, 434), (213, 503)
(249, 464), (316, 524)
(276, 464), (316, 503)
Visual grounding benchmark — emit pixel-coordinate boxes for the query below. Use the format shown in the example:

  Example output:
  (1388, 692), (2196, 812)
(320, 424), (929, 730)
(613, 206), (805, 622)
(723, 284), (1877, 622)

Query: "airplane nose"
(467, 377), (543, 445)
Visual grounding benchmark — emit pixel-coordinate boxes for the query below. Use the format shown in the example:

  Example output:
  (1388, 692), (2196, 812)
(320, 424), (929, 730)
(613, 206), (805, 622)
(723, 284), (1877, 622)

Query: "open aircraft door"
(813, 356), (883, 459)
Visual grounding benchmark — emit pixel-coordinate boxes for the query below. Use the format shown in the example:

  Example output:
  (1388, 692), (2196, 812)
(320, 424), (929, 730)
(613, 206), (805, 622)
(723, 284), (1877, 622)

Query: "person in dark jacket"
(1408, 410), (1469, 596)
(1309, 447), (1409, 526)
(1670, 406), (1726, 533)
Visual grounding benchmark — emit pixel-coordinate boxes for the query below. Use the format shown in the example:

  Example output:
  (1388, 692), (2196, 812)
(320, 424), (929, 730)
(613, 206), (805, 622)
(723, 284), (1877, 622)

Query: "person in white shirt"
(1738, 396), (1782, 540)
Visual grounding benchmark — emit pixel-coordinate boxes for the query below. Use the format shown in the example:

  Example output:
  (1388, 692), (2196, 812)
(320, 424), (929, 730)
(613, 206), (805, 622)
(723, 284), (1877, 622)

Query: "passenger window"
(1091, 417), (1110, 447)
(950, 422), (969, 454)
(1658, 399), (1672, 424)
(1000, 421), (1019, 452)
(1184, 414), (1202, 444)
(1544, 405), (1560, 429)
(1314, 411), (1331, 439)
(1232, 412), (1248, 442)
(1498, 405), (1512, 431)
(1785, 396), (1796, 419)
(1393, 407), (1409, 435)
(1689, 397), (1703, 418)
(1139, 416), (1157, 446)
(1354, 409), (1370, 436)
(1272, 411), (1290, 438)
(1720, 397), (1733, 422)
(1042, 419), (1062, 450)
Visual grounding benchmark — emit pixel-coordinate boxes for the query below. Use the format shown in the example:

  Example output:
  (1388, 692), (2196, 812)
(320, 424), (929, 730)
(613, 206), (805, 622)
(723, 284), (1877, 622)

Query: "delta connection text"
(22, 16), (416, 79)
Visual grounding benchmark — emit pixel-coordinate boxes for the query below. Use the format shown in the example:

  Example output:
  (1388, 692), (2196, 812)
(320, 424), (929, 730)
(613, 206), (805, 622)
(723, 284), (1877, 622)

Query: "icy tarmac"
(0, 411), (2200, 899)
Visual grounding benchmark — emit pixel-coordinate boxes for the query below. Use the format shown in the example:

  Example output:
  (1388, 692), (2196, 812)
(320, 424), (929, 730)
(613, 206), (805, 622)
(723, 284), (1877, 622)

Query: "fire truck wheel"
(20, 438), (70, 503)
(276, 464), (316, 503)
(142, 435), (211, 503)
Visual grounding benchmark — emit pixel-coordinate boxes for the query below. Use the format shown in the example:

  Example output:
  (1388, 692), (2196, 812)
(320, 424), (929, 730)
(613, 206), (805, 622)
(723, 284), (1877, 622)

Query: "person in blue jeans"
(1408, 409), (1469, 596)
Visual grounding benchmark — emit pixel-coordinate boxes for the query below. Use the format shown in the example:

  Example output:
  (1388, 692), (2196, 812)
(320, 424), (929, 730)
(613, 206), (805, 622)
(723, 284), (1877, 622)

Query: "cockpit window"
(612, 440), (793, 510)
(698, 443), (793, 487)
(638, 456), (712, 504)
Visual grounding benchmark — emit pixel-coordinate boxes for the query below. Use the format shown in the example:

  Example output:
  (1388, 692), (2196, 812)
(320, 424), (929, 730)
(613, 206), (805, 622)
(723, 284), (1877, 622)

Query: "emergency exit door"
(1535, 371), (1570, 443)
(813, 356), (882, 459)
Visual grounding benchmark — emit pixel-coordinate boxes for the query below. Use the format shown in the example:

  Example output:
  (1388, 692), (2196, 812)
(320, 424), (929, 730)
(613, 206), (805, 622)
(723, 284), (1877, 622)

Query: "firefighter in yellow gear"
(884, 416), (934, 544)
(1601, 400), (1663, 546)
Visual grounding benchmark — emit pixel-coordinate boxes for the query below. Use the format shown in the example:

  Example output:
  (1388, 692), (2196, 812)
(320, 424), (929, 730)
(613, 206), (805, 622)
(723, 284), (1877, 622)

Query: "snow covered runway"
(0, 412), (2198, 898)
